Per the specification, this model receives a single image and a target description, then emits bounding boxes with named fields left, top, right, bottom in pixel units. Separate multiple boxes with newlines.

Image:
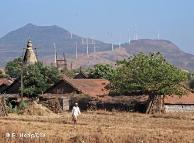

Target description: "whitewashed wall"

left=164, top=105, right=194, bottom=112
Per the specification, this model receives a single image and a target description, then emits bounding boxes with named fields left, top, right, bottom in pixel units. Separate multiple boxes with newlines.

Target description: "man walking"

left=72, top=103, right=81, bottom=125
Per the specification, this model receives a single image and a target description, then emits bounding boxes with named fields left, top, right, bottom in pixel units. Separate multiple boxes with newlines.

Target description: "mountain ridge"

left=1, top=23, right=194, bottom=71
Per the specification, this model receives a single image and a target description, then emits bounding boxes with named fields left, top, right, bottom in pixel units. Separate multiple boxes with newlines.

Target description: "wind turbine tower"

left=112, top=43, right=114, bottom=51
left=93, top=40, right=96, bottom=54
left=75, top=42, right=78, bottom=59
left=53, top=42, right=57, bottom=66
left=86, top=38, right=89, bottom=57
left=157, top=33, right=160, bottom=40
left=128, top=30, right=131, bottom=45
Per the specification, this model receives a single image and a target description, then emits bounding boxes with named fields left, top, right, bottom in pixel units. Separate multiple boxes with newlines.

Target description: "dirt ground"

left=0, top=111, right=194, bottom=143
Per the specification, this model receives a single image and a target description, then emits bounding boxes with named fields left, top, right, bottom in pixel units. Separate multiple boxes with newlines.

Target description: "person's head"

left=75, top=102, right=78, bottom=107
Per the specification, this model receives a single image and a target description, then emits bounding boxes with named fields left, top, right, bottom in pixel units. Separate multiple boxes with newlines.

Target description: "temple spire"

left=23, top=40, right=37, bottom=65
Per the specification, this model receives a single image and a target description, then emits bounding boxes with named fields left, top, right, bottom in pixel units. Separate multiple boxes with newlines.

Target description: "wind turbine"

left=93, top=40, right=96, bottom=54
left=75, top=42, right=78, bottom=59
left=128, top=30, right=131, bottom=45
left=86, top=38, right=89, bottom=57
left=112, top=43, right=114, bottom=51
left=53, top=42, right=57, bottom=66
left=157, top=33, right=160, bottom=40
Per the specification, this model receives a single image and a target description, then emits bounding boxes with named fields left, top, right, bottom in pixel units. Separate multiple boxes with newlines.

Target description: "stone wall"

left=164, top=105, right=194, bottom=112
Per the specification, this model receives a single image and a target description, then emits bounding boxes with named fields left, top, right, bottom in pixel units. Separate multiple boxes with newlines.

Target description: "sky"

left=0, top=0, right=194, bottom=54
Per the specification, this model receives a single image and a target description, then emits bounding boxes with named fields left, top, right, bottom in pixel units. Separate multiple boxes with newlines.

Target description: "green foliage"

left=111, top=53, right=187, bottom=96
left=89, top=64, right=115, bottom=80
left=7, top=100, right=28, bottom=113
left=7, top=103, right=19, bottom=113
left=5, top=57, right=23, bottom=78
left=187, top=73, right=194, bottom=90
left=0, top=70, right=7, bottom=78
left=22, top=62, right=60, bottom=97
left=18, top=100, right=28, bottom=110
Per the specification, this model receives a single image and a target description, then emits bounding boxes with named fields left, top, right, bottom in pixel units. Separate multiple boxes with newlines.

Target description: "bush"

left=7, top=100, right=28, bottom=113
left=8, top=103, right=19, bottom=113
left=18, top=100, right=28, bottom=110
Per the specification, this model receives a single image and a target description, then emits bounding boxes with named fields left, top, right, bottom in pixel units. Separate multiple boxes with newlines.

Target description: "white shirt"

left=72, top=106, right=81, bottom=117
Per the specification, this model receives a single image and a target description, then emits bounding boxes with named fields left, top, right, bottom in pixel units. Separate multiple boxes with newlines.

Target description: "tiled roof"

left=49, top=78, right=109, bottom=97
left=164, top=93, right=194, bottom=105
left=65, top=79, right=110, bottom=97
left=0, top=78, right=13, bottom=86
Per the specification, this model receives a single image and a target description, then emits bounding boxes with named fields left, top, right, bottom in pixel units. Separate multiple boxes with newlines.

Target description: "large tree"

left=5, top=58, right=60, bottom=97
left=5, top=57, right=23, bottom=78
left=89, top=64, right=115, bottom=80
left=22, top=62, right=60, bottom=97
left=111, top=53, right=187, bottom=96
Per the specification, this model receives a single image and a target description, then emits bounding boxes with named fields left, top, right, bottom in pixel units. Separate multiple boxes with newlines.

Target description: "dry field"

left=0, top=111, right=194, bottom=143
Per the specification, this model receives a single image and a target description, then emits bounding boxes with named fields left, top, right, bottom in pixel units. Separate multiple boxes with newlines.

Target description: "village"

left=0, top=40, right=194, bottom=143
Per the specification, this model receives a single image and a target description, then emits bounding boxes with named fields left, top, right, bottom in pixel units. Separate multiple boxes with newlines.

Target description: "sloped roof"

left=67, top=79, right=110, bottom=97
left=47, top=78, right=110, bottom=97
left=0, top=78, right=13, bottom=86
left=164, top=93, right=194, bottom=105
left=1, top=78, right=20, bottom=94
left=74, top=71, right=89, bottom=79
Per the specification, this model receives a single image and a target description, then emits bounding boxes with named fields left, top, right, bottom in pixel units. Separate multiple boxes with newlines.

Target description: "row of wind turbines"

left=53, top=31, right=161, bottom=61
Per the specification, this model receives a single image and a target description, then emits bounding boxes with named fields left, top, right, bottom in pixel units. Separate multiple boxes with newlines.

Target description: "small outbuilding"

left=164, top=93, right=194, bottom=112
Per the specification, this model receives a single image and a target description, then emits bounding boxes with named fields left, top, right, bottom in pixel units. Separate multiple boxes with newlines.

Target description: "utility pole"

left=20, top=63, right=24, bottom=101
left=20, top=47, right=25, bottom=101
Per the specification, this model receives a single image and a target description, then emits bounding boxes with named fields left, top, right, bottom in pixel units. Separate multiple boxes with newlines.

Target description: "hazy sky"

left=0, top=0, right=194, bottom=53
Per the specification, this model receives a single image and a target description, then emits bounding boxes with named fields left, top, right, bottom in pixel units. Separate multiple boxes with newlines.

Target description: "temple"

left=23, top=40, right=37, bottom=65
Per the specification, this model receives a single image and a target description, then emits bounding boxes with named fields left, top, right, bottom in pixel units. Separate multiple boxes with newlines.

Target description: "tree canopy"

left=5, top=57, right=23, bottom=78
left=22, top=62, right=60, bottom=97
left=111, top=53, right=187, bottom=96
left=89, top=64, right=115, bottom=80
left=5, top=58, right=60, bottom=97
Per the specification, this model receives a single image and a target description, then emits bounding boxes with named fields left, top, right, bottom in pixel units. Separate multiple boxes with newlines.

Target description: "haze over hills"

left=0, top=23, right=113, bottom=66
left=1, top=23, right=194, bottom=71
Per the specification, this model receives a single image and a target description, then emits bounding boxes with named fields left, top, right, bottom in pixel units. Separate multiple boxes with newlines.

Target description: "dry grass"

left=0, top=111, right=194, bottom=143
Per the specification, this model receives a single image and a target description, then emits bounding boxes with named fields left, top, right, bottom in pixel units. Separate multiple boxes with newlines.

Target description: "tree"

left=5, top=57, right=60, bottom=97
left=89, top=64, right=115, bottom=80
left=0, top=69, right=7, bottom=78
left=5, top=57, right=23, bottom=78
left=111, top=53, right=187, bottom=96
left=22, top=62, right=60, bottom=97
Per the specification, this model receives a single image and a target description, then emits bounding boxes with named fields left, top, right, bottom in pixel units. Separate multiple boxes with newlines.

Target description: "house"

left=45, top=77, right=110, bottom=98
left=2, top=78, right=20, bottom=94
left=164, top=93, right=194, bottom=112
left=74, top=67, right=89, bottom=79
left=74, top=70, right=89, bottom=79
left=0, top=78, right=13, bottom=93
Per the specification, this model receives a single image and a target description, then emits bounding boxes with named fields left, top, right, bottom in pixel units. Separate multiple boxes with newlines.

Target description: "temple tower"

left=23, top=40, right=37, bottom=65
